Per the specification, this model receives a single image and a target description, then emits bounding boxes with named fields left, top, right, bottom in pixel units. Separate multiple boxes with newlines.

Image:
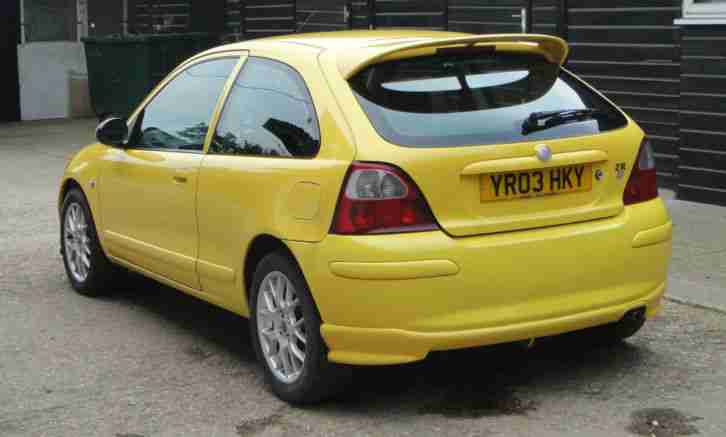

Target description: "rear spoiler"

left=338, top=34, right=569, bottom=79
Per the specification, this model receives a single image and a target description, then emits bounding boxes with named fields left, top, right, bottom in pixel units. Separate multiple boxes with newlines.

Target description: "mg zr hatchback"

left=59, top=31, right=673, bottom=404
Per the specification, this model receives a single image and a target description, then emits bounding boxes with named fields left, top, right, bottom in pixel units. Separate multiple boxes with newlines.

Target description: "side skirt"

left=108, top=255, right=247, bottom=318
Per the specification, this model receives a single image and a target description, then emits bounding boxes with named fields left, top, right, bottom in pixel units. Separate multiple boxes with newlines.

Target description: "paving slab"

left=662, top=189, right=726, bottom=313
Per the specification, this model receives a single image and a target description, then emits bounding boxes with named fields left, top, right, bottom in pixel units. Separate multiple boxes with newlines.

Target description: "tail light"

left=623, top=139, right=658, bottom=205
left=331, top=162, right=439, bottom=235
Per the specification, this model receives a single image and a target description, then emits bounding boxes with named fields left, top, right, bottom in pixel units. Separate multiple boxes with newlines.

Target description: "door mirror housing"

left=96, top=117, right=128, bottom=147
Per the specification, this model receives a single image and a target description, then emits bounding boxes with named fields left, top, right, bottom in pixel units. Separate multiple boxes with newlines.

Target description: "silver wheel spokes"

left=64, top=203, right=91, bottom=283
left=256, top=271, right=307, bottom=384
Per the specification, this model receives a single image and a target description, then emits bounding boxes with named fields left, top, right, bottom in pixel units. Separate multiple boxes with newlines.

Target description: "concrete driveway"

left=1, top=119, right=725, bottom=437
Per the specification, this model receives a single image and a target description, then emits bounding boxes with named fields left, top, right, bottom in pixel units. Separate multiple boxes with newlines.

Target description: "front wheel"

left=60, top=188, right=118, bottom=296
left=249, top=252, right=352, bottom=404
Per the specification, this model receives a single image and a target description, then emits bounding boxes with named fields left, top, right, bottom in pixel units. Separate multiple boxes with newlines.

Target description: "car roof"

left=199, top=30, right=568, bottom=80
left=208, top=29, right=472, bottom=54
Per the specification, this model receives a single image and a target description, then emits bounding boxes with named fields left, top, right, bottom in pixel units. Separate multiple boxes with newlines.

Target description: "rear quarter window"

left=349, top=52, right=628, bottom=148
left=210, top=57, right=320, bottom=158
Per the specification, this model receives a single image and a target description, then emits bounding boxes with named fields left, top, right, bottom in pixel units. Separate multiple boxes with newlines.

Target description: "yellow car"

left=59, top=30, right=672, bottom=403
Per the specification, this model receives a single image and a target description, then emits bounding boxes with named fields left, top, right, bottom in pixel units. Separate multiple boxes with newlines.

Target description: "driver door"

left=99, top=55, right=241, bottom=289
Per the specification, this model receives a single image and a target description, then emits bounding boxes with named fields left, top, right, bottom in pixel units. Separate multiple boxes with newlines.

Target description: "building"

left=1, top=0, right=724, bottom=205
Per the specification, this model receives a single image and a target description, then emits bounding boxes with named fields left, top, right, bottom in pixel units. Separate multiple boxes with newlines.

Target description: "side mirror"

left=96, top=117, right=128, bottom=147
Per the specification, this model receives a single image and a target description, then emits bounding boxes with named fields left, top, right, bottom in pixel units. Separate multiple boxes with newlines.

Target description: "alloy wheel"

left=63, top=203, right=91, bottom=283
left=256, top=271, right=307, bottom=384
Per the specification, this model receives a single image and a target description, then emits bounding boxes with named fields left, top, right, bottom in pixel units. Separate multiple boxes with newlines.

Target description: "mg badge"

left=535, top=144, right=552, bottom=162
left=595, top=169, right=605, bottom=181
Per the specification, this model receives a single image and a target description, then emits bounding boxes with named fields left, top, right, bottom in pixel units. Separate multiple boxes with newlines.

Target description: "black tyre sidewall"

left=60, top=188, right=113, bottom=296
left=249, top=252, right=350, bottom=404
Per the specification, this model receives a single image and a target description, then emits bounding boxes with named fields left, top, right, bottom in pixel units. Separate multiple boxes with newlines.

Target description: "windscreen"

left=349, top=51, right=628, bottom=147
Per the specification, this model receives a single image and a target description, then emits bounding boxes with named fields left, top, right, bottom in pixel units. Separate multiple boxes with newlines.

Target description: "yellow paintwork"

left=633, top=222, right=674, bottom=249
left=60, top=30, right=672, bottom=366
left=336, top=34, right=569, bottom=78
left=289, top=199, right=671, bottom=364
left=320, top=283, right=666, bottom=365
left=330, top=260, right=460, bottom=280
left=461, top=149, right=607, bottom=174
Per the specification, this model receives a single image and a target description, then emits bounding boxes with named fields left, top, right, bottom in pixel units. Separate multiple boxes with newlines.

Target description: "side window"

left=130, top=58, right=238, bottom=151
left=210, top=57, right=321, bottom=158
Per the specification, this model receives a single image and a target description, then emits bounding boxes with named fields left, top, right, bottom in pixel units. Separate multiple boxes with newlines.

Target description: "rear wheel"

left=60, top=188, right=119, bottom=296
left=249, top=252, right=351, bottom=404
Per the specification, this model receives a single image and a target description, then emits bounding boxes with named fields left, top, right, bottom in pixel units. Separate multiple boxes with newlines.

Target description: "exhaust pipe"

left=614, top=307, right=646, bottom=340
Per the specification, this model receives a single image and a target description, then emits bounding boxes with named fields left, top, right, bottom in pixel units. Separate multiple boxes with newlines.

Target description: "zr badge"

left=616, top=162, right=627, bottom=179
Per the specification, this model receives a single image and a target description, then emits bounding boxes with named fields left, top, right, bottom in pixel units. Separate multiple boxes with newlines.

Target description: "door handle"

left=173, top=175, right=188, bottom=184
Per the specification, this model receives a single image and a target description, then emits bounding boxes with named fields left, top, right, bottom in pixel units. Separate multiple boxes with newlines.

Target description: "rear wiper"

left=522, top=108, right=608, bottom=135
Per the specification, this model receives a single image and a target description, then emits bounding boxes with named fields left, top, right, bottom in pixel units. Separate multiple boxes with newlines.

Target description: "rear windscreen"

left=349, top=52, right=628, bottom=147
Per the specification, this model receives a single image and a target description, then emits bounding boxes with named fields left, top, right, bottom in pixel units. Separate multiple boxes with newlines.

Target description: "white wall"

left=18, top=41, right=92, bottom=121
left=18, top=0, right=93, bottom=121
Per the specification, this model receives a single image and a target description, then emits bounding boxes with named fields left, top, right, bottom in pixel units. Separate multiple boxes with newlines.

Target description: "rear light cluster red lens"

left=623, top=139, right=658, bottom=205
left=331, top=162, right=439, bottom=235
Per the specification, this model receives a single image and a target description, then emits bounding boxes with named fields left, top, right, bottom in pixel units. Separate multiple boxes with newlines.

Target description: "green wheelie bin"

left=83, top=33, right=218, bottom=119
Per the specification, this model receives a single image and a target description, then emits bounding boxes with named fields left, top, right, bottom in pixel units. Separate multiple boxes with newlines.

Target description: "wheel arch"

left=58, top=178, right=84, bottom=216
left=243, top=234, right=303, bottom=305
left=58, top=177, right=111, bottom=259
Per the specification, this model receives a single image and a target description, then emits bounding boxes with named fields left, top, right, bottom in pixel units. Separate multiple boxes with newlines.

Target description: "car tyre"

left=249, top=252, right=352, bottom=404
left=60, top=188, right=119, bottom=297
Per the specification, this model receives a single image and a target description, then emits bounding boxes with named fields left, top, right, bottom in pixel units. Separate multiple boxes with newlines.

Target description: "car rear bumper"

left=287, top=199, right=672, bottom=365
left=320, top=282, right=664, bottom=365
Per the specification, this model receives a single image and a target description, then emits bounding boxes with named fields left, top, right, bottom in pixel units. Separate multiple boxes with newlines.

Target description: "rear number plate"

left=480, top=165, right=592, bottom=202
